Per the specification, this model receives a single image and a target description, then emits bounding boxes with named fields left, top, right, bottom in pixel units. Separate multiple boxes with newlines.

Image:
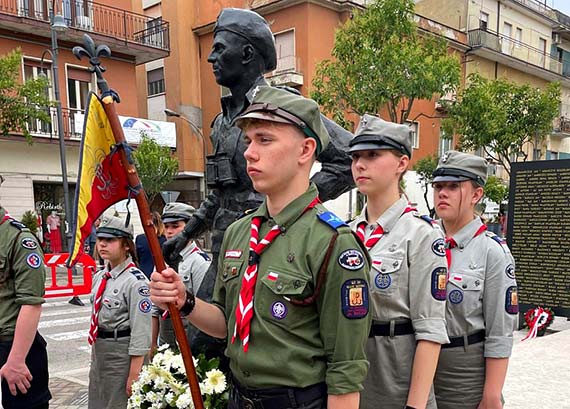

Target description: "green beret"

left=349, top=114, right=413, bottom=158
left=214, top=8, right=277, bottom=73
left=235, top=86, right=330, bottom=154
left=162, top=202, right=196, bottom=223
left=96, top=215, right=134, bottom=239
left=432, top=150, right=488, bottom=186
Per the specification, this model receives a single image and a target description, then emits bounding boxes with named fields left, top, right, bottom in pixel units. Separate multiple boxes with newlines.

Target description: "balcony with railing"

left=553, top=103, right=570, bottom=136
left=0, top=0, right=169, bottom=64
left=508, top=0, right=558, bottom=21
left=468, top=28, right=566, bottom=81
left=266, top=55, right=303, bottom=87
left=27, top=106, right=83, bottom=142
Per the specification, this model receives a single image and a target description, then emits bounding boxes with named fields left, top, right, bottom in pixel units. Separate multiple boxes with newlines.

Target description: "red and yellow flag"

left=68, top=92, right=129, bottom=266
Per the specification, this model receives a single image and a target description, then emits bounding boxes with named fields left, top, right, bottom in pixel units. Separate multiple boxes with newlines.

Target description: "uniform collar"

left=356, top=196, right=408, bottom=233
left=253, top=183, right=319, bottom=232
left=445, top=217, right=484, bottom=249
left=105, top=257, right=135, bottom=279
left=180, top=241, right=199, bottom=258
left=220, top=77, right=269, bottom=121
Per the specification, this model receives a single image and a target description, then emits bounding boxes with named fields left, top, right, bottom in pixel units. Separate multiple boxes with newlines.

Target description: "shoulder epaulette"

left=316, top=209, right=347, bottom=230
left=9, top=219, right=29, bottom=231
left=413, top=212, right=438, bottom=227
left=485, top=231, right=510, bottom=252
left=129, top=268, right=146, bottom=280
left=238, top=207, right=259, bottom=220
left=198, top=251, right=210, bottom=261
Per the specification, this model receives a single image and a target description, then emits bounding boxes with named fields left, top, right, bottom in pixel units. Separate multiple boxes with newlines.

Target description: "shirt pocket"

left=257, top=267, right=312, bottom=326
left=220, top=260, right=244, bottom=284
left=99, top=295, right=124, bottom=325
left=370, top=255, right=404, bottom=296
left=447, top=272, right=484, bottom=314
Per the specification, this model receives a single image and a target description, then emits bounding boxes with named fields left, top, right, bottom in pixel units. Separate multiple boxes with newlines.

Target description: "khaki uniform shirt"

left=350, top=197, right=449, bottom=344
left=440, top=217, right=517, bottom=358
left=90, top=257, right=151, bottom=355
left=0, top=206, right=46, bottom=336
left=179, top=242, right=211, bottom=293
left=213, top=184, right=372, bottom=394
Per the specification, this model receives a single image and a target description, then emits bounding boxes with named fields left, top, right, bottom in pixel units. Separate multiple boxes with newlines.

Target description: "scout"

left=87, top=215, right=152, bottom=409
left=151, top=87, right=371, bottom=409
left=431, top=151, right=518, bottom=409
left=349, top=115, right=449, bottom=409
left=0, top=188, right=51, bottom=409
left=151, top=202, right=210, bottom=349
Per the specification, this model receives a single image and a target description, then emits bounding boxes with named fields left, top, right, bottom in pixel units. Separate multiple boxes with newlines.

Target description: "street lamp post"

left=46, top=5, right=72, bottom=251
left=164, top=109, right=208, bottom=199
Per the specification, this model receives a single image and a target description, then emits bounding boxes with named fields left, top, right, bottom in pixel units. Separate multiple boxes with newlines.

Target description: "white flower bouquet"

left=128, top=344, right=229, bottom=409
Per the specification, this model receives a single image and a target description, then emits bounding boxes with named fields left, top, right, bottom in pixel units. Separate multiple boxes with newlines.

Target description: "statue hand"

left=162, top=217, right=204, bottom=267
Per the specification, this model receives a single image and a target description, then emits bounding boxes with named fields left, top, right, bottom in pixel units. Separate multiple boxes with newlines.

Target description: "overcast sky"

left=550, top=0, right=570, bottom=16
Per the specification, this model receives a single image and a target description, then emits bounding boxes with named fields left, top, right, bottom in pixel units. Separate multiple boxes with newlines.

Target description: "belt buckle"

left=241, top=396, right=256, bottom=409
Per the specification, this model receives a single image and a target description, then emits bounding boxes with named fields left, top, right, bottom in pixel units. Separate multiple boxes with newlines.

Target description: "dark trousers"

left=228, top=380, right=327, bottom=409
left=0, top=332, right=51, bottom=409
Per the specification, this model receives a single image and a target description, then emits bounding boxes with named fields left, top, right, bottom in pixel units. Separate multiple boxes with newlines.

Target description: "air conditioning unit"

left=553, top=33, right=561, bottom=44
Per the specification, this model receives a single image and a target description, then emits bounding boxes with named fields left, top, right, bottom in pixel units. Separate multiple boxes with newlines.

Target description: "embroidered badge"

left=21, top=237, right=38, bottom=250
left=374, top=273, right=391, bottom=290
left=341, top=279, right=369, bottom=319
left=138, top=286, right=150, bottom=297
left=449, top=289, right=463, bottom=304
left=431, top=238, right=446, bottom=257
left=271, top=301, right=288, bottom=320
left=338, top=249, right=365, bottom=270
left=441, top=152, right=449, bottom=163
left=139, top=298, right=152, bottom=313
left=225, top=250, right=242, bottom=259
left=431, top=267, right=448, bottom=300
left=26, top=253, right=42, bottom=269
left=505, top=286, right=519, bottom=315
left=267, top=272, right=279, bottom=281
left=505, top=264, right=516, bottom=280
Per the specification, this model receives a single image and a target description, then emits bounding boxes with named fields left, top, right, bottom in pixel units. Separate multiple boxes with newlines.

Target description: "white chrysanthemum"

left=193, top=356, right=199, bottom=367
left=204, top=368, right=227, bottom=394
left=176, top=391, right=195, bottom=409
left=200, top=380, right=214, bottom=395
left=165, top=391, right=176, bottom=404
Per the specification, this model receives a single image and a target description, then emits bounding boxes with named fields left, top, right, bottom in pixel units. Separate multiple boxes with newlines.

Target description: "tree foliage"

left=311, top=0, right=461, bottom=128
left=412, top=154, right=438, bottom=217
left=443, top=74, right=560, bottom=175
left=0, top=49, right=52, bottom=142
left=133, top=134, right=179, bottom=203
left=484, top=175, right=508, bottom=205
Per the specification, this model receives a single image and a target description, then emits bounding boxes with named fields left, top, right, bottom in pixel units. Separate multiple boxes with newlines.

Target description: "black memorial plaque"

left=507, top=159, right=570, bottom=317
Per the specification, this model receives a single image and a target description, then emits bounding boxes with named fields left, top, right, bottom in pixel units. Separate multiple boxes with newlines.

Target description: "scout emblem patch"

left=505, top=264, right=516, bottom=280
left=138, top=286, right=150, bottom=297
left=338, top=249, right=364, bottom=270
left=375, top=273, right=391, bottom=290
left=431, top=267, right=447, bottom=300
left=431, top=238, right=446, bottom=257
left=139, top=299, right=152, bottom=313
left=448, top=289, right=463, bottom=304
left=26, top=253, right=42, bottom=269
left=21, top=237, right=38, bottom=250
left=505, top=286, right=519, bottom=314
left=271, top=301, right=288, bottom=320
left=225, top=250, right=242, bottom=259
left=341, top=279, right=369, bottom=319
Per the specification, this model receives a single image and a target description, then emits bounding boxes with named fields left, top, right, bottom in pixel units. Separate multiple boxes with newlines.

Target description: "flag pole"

left=73, top=34, right=204, bottom=409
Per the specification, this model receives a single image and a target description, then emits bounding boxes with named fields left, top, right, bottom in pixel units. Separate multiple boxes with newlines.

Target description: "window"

left=274, top=30, right=296, bottom=73
left=147, top=68, right=165, bottom=96
left=144, top=17, right=164, bottom=47
left=24, top=59, right=51, bottom=135
left=515, top=28, right=522, bottom=46
left=550, top=151, right=559, bottom=160
left=480, top=12, right=489, bottom=31
left=539, top=37, right=547, bottom=67
left=439, top=129, right=452, bottom=156
left=67, top=66, right=93, bottom=137
left=502, top=22, right=513, bottom=55
left=405, top=121, right=419, bottom=149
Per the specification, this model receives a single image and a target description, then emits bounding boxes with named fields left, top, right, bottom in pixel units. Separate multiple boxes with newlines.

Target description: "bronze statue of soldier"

left=163, top=8, right=355, bottom=357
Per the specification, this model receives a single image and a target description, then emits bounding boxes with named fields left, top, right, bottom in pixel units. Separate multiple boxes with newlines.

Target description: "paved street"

left=40, top=295, right=570, bottom=408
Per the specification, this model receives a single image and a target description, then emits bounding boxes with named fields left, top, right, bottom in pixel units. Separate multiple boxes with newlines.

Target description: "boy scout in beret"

left=88, top=216, right=151, bottom=408
left=0, top=196, right=51, bottom=409
left=151, top=87, right=371, bottom=409
left=349, top=115, right=448, bottom=409
left=431, top=151, right=517, bottom=409
left=151, top=202, right=211, bottom=349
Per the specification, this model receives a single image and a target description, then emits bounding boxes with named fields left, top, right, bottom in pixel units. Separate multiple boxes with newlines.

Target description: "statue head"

left=208, top=8, right=277, bottom=88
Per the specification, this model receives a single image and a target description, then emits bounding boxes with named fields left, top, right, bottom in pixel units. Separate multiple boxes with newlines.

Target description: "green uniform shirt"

left=213, top=184, right=372, bottom=394
left=0, top=206, right=46, bottom=336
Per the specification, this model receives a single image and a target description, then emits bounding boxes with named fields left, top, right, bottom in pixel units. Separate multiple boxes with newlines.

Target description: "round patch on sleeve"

left=431, top=267, right=448, bottom=300
left=139, top=298, right=152, bottom=313
left=448, top=289, right=463, bottom=304
left=505, top=286, right=519, bottom=315
left=341, top=279, right=369, bottom=319
left=138, top=286, right=150, bottom=297
left=21, top=237, right=38, bottom=250
left=431, top=238, right=446, bottom=257
left=338, top=249, right=365, bottom=270
left=26, top=253, right=42, bottom=269
left=505, top=264, right=516, bottom=280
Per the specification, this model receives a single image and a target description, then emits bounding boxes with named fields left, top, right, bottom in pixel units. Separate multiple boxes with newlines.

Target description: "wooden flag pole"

left=73, top=34, right=204, bottom=409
